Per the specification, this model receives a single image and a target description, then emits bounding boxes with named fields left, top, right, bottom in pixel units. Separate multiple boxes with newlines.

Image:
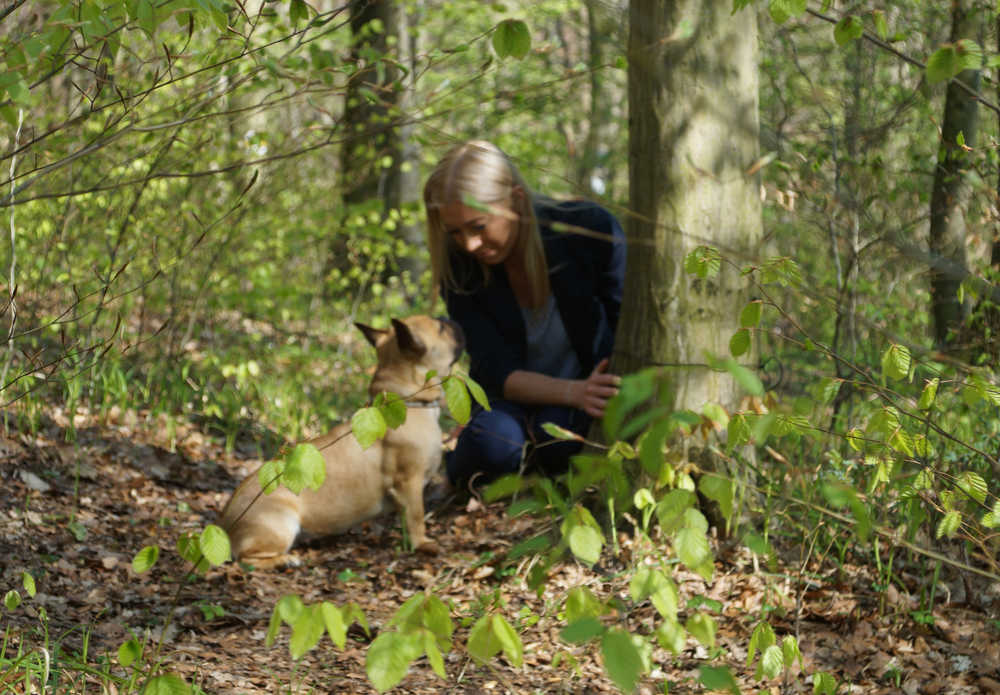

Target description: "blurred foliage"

left=0, top=0, right=628, bottom=440
left=3, top=0, right=1000, bottom=691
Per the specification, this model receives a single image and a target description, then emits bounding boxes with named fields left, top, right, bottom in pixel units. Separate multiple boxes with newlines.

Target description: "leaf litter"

left=1, top=406, right=999, bottom=694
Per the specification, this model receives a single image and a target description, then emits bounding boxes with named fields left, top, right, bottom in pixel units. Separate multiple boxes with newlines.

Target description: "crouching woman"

left=424, top=140, right=626, bottom=485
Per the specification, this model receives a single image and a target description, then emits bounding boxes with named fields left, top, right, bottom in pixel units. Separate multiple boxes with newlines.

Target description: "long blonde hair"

left=424, top=140, right=549, bottom=306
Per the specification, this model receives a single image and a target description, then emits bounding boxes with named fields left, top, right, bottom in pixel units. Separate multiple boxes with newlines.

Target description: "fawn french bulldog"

left=220, top=316, right=464, bottom=567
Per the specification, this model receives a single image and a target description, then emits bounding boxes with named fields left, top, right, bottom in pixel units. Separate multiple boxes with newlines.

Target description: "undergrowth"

left=6, top=246, right=999, bottom=694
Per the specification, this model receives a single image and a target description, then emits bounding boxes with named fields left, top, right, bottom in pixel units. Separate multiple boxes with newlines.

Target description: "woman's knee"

left=447, top=406, right=527, bottom=482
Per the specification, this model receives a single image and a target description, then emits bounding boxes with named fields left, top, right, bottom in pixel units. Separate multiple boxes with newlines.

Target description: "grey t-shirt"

left=520, top=295, right=582, bottom=380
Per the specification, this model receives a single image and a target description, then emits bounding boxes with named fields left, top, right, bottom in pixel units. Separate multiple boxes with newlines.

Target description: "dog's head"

left=355, top=316, right=466, bottom=399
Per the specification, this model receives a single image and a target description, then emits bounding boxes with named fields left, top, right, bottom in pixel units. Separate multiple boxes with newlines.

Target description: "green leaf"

left=684, top=246, right=721, bottom=278
left=442, top=376, right=471, bottom=424
left=118, top=638, right=142, bottom=667
left=320, top=602, right=347, bottom=649
left=955, top=39, right=984, bottom=71
left=275, top=594, right=305, bottom=626
left=560, top=617, right=605, bottom=644
left=601, top=629, right=646, bottom=693
left=782, top=635, right=802, bottom=667
left=603, top=367, right=657, bottom=440
left=698, top=474, right=734, bottom=523
left=491, top=615, right=523, bottom=667
left=813, top=671, right=839, bottom=695
left=676, top=527, right=711, bottom=572
left=656, top=618, right=686, bottom=654
left=983, top=500, right=1000, bottom=529
left=541, top=421, right=582, bottom=441
left=342, top=602, right=370, bottom=637
left=3, top=590, right=20, bottom=611
left=141, top=673, right=191, bottom=695
left=289, top=605, right=326, bottom=660
left=768, top=0, right=806, bottom=24
left=918, top=377, right=939, bottom=410
left=956, top=471, right=988, bottom=504
left=833, top=15, right=863, bottom=46
left=377, top=394, right=407, bottom=429
left=727, top=413, right=752, bottom=449
left=747, top=621, right=776, bottom=665
left=176, top=532, right=207, bottom=571
left=565, top=586, right=606, bottom=623
left=257, top=459, right=284, bottom=494
left=137, top=0, right=156, bottom=36
left=707, top=354, right=764, bottom=395
left=199, top=524, right=231, bottom=566
left=482, top=473, right=525, bottom=502
left=492, top=19, right=532, bottom=59
left=656, top=489, right=696, bottom=533
left=351, top=406, right=387, bottom=450
left=289, top=0, right=308, bottom=24
left=729, top=329, right=751, bottom=357
left=366, top=631, right=423, bottom=692
left=739, top=301, right=762, bottom=328
left=927, top=45, right=962, bottom=84
left=699, top=665, right=739, bottom=694
left=631, top=568, right=679, bottom=620
left=685, top=613, right=716, bottom=648
left=743, top=532, right=773, bottom=558
left=467, top=615, right=501, bottom=664
left=761, top=257, right=802, bottom=286
left=761, top=644, right=784, bottom=678
left=388, top=595, right=426, bottom=631
left=132, top=545, right=160, bottom=573
left=423, top=631, right=446, bottom=678
left=462, top=374, right=491, bottom=410
left=872, top=10, right=888, bottom=40
left=422, top=595, right=454, bottom=644
left=282, top=443, right=327, bottom=494
left=633, top=488, right=656, bottom=510
left=567, top=524, right=603, bottom=566
left=21, top=572, right=35, bottom=597
left=880, top=343, right=910, bottom=381
left=936, top=510, right=962, bottom=539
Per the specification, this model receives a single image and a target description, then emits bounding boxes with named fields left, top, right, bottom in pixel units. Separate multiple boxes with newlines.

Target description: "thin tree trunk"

left=336, top=0, right=420, bottom=282
left=929, top=0, right=980, bottom=351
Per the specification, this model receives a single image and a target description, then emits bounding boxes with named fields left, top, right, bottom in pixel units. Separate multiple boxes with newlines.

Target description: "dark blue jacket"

left=444, top=200, right=626, bottom=399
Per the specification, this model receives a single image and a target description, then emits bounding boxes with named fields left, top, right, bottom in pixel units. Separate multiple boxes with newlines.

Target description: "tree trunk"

left=620, top=1, right=761, bottom=411
left=572, top=0, right=620, bottom=198
left=929, top=0, right=980, bottom=351
left=338, top=0, right=421, bottom=277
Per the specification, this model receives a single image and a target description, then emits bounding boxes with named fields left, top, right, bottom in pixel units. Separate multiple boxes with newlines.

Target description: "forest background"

left=3, top=0, right=1000, bottom=693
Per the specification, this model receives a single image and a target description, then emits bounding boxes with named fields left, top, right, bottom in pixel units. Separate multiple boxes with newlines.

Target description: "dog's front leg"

left=385, top=449, right=438, bottom=554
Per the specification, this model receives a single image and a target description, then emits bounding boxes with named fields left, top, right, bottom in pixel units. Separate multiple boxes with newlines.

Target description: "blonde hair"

left=424, top=140, right=549, bottom=306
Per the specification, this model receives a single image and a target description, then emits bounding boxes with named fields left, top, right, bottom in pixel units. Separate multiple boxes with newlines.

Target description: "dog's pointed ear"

left=356, top=322, right=387, bottom=348
left=391, top=318, right=426, bottom=356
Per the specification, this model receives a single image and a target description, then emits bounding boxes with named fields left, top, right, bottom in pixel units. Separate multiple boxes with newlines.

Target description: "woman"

left=424, top=140, right=626, bottom=485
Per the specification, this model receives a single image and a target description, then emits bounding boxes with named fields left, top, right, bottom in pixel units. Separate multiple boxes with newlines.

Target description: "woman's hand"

left=575, top=358, right=620, bottom=418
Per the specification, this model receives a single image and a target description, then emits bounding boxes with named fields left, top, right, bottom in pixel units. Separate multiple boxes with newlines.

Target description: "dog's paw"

left=415, top=539, right=440, bottom=555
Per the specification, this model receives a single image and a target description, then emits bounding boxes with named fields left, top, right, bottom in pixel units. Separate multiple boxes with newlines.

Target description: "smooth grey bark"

left=929, top=0, right=980, bottom=350
left=619, top=1, right=762, bottom=414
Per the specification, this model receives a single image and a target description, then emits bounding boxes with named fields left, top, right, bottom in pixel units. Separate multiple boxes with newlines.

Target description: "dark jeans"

left=445, top=400, right=591, bottom=485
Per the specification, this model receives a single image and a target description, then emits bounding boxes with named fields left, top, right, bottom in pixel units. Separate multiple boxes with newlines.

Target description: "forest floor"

left=2, top=406, right=1000, bottom=695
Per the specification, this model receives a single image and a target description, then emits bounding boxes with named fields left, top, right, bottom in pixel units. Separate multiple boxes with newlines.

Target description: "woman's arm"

left=503, top=359, right=620, bottom=418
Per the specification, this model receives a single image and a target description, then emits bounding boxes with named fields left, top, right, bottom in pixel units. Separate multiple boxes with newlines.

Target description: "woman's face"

left=439, top=198, right=519, bottom=265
